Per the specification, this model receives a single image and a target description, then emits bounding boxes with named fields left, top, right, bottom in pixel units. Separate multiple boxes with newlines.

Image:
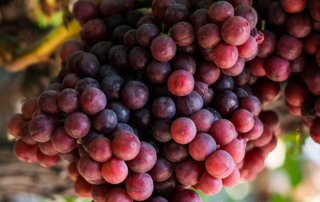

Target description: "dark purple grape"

left=149, top=157, right=173, bottom=182
left=195, top=60, right=220, bottom=85
left=96, top=65, right=119, bottom=82
left=90, top=41, right=113, bottom=64
left=80, top=19, right=107, bottom=45
left=164, top=3, right=189, bottom=25
left=171, top=54, right=196, bottom=75
left=152, top=97, right=176, bottom=119
left=122, top=80, right=149, bottom=110
left=105, top=14, right=126, bottom=30
left=123, top=29, right=137, bottom=48
left=59, top=40, right=84, bottom=62
left=110, top=25, right=131, bottom=44
left=108, top=101, right=130, bottom=123
left=214, top=90, right=239, bottom=116
left=152, top=120, right=172, bottom=143
left=101, top=74, right=125, bottom=101
left=131, top=108, right=152, bottom=128
left=151, top=35, right=177, bottom=62
left=175, top=91, right=203, bottom=116
left=136, top=23, right=160, bottom=47
left=146, top=61, right=171, bottom=84
left=61, top=73, right=81, bottom=89
left=75, top=52, right=100, bottom=77
left=58, top=88, right=80, bottom=114
left=175, top=158, right=202, bottom=186
left=214, top=74, right=235, bottom=92
left=75, top=78, right=100, bottom=93
left=73, top=0, right=98, bottom=25
left=108, top=45, right=129, bottom=70
left=129, top=46, right=151, bottom=70
left=190, top=9, right=209, bottom=31
left=93, top=109, right=117, bottom=133
left=162, top=141, right=189, bottom=163
left=38, top=90, right=60, bottom=115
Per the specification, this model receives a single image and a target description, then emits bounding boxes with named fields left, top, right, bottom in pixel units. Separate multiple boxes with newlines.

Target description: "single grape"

left=38, top=90, right=60, bottom=115
left=208, top=1, right=234, bottom=24
left=74, top=176, right=92, bottom=197
left=7, top=113, right=26, bottom=138
left=90, top=41, right=112, bottom=64
left=231, top=109, right=255, bottom=133
left=213, top=42, right=239, bottom=69
left=167, top=70, right=194, bottom=96
left=93, top=109, right=117, bottom=133
left=102, top=157, right=128, bottom=184
left=37, top=150, right=60, bottom=167
left=164, top=3, right=189, bottom=25
left=146, top=61, right=171, bottom=85
left=29, top=114, right=58, bottom=142
left=222, top=167, right=240, bottom=187
left=127, top=142, right=157, bottom=173
left=174, top=90, right=204, bottom=116
left=14, top=139, right=38, bottom=162
left=189, top=133, right=217, bottom=161
left=162, top=141, right=189, bottom=163
left=205, top=150, right=235, bottom=179
left=171, top=22, right=195, bottom=46
left=221, top=16, right=250, bottom=46
left=151, top=35, right=177, bottom=62
left=197, top=171, right=222, bottom=195
left=175, top=158, right=202, bottom=186
left=172, top=189, right=201, bottom=202
left=171, top=117, right=197, bottom=144
left=58, top=88, right=80, bottom=114
left=112, top=131, right=140, bottom=161
left=129, top=46, right=151, bottom=70
left=126, top=173, right=154, bottom=201
left=64, top=112, right=91, bottom=138
left=152, top=120, right=172, bottom=143
left=195, top=60, right=220, bottom=85
left=171, top=54, right=196, bottom=75
left=209, top=119, right=238, bottom=145
left=105, top=188, right=132, bottom=202
left=122, top=80, right=149, bottom=110
left=197, top=23, right=221, bottom=49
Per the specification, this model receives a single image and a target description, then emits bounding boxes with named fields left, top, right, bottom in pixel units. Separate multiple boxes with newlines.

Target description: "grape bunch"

left=13, top=0, right=320, bottom=201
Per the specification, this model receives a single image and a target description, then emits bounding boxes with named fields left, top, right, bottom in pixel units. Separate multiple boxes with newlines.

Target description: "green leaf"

left=281, top=132, right=304, bottom=187
left=271, top=193, right=293, bottom=202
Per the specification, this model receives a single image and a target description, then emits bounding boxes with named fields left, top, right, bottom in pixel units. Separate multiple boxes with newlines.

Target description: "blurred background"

left=1, top=0, right=320, bottom=202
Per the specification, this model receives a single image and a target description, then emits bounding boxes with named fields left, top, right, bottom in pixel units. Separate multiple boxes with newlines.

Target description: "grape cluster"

left=13, top=0, right=320, bottom=201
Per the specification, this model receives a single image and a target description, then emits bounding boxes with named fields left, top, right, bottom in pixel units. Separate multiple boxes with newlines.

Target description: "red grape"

left=171, top=117, right=197, bottom=144
left=126, top=173, right=154, bottom=201
left=213, top=42, right=239, bottom=69
left=221, top=16, right=251, bottom=46
left=208, top=1, right=234, bottom=25
left=151, top=35, right=177, bottom=62
left=127, top=142, right=157, bottom=173
left=197, top=171, right=222, bottom=195
left=205, top=150, right=235, bottom=179
left=14, top=139, right=38, bottom=162
left=112, top=131, right=140, bottom=161
left=175, top=158, right=202, bottom=186
left=102, top=157, right=128, bottom=184
left=189, top=133, right=217, bottom=161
